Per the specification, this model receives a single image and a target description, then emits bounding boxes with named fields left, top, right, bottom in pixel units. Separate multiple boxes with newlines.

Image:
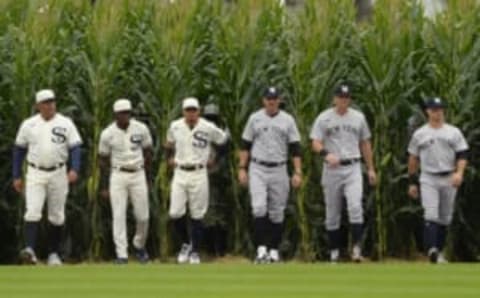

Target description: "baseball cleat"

left=254, top=246, right=270, bottom=264
left=47, top=253, right=63, bottom=266
left=20, top=247, right=38, bottom=265
left=268, top=249, right=280, bottom=263
left=134, top=247, right=149, bottom=264
left=437, top=252, right=449, bottom=264
left=352, top=245, right=363, bottom=263
left=428, top=247, right=439, bottom=264
left=177, top=243, right=192, bottom=264
left=329, top=249, right=340, bottom=264
left=114, top=258, right=128, bottom=265
left=189, top=252, right=201, bottom=265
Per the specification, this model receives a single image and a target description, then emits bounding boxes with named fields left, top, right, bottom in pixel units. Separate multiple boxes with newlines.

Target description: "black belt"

left=117, top=167, right=143, bottom=173
left=177, top=164, right=204, bottom=171
left=252, top=158, right=286, bottom=168
left=427, top=171, right=453, bottom=177
left=339, top=158, right=361, bottom=166
left=28, top=162, right=65, bottom=172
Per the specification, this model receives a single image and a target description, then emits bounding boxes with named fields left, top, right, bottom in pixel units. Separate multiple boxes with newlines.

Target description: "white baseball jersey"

left=310, top=107, right=371, bottom=160
left=98, top=119, right=153, bottom=169
left=408, top=123, right=469, bottom=173
left=15, top=113, right=82, bottom=167
left=241, top=109, right=301, bottom=162
left=167, top=118, right=227, bottom=165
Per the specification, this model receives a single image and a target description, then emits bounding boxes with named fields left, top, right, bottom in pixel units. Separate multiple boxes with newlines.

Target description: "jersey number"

left=51, top=127, right=67, bottom=144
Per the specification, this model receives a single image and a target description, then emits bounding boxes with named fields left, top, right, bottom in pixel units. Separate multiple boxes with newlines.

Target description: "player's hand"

left=451, top=172, right=464, bottom=188
left=325, top=153, right=340, bottom=168
left=367, top=169, right=377, bottom=186
left=68, top=170, right=79, bottom=184
left=13, top=179, right=23, bottom=193
left=408, top=184, right=419, bottom=199
left=238, top=168, right=248, bottom=187
left=167, top=158, right=176, bottom=168
left=100, top=188, right=110, bottom=200
left=291, top=173, right=302, bottom=189
left=207, top=159, right=215, bottom=169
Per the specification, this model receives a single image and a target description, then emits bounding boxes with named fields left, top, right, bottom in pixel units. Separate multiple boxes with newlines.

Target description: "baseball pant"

left=420, top=173, right=457, bottom=225
left=169, top=168, right=209, bottom=220
left=248, top=164, right=290, bottom=223
left=24, top=165, right=68, bottom=225
left=110, top=170, right=149, bottom=259
left=321, top=163, right=363, bottom=231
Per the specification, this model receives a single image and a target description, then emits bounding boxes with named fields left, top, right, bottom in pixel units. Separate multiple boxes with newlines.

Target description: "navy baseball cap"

left=424, top=97, right=446, bottom=109
left=263, top=87, right=280, bottom=99
left=334, top=84, right=351, bottom=98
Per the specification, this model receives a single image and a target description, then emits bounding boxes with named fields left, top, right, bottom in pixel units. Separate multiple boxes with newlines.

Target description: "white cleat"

left=330, top=249, right=340, bottom=264
left=20, top=247, right=38, bottom=265
left=437, top=252, right=449, bottom=264
left=177, top=243, right=192, bottom=264
left=269, top=249, right=280, bottom=263
left=254, top=246, right=270, bottom=264
left=352, top=245, right=363, bottom=263
left=47, top=253, right=63, bottom=266
left=189, top=252, right=201, bottom=265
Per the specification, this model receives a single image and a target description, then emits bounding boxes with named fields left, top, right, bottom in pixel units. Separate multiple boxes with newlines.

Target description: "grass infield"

left=0, top=263, right=479, bottom=298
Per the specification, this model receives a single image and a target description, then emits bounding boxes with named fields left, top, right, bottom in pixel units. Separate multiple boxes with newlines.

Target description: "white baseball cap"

left=113, top=99, right=132, bottom=112
left=182, top=97, right=200, bottom=110
left=35, top=89, right=55, bottom=103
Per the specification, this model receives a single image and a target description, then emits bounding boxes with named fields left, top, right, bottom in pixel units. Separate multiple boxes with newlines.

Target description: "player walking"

left=99, top=99, right=153, bottom=264
left=13, top=89, right=82, bottom=265
left=310, top=84, right=376, bottom=263
left=407, top=97, right=468, bottom=264
left=165, top=97, right=227, bottom=264
left=238, top=87, right=303, bottom=264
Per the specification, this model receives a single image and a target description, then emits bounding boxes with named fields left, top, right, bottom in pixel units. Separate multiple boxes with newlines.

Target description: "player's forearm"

left=12, top=145, right=27, bottom=179
left=311, top=140, right=324, bottom=154
left=455, top=159, right=467, bottom=175
left=143, top=147, right=153, bottom=178
left=292, top=157, right=302, bottom=175
left=69, top=145, right=82, bottom=173
left=360, top=140, right=375, bottom=171
left=238, top=150, right=250, bottom=168
left=407, top=155, right=419, bottom=175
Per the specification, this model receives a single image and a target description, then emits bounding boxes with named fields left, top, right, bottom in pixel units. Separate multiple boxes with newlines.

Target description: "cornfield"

left=0, top=0, right=480, bottom=264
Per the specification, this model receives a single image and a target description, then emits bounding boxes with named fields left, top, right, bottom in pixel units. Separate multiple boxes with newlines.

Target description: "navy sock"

left=437, top=224, right=447, bottom=251
left=172, top=216, right=189, bottom=245
left=424, top=221, right=439, bottom=252
left=24, top=221, right=39, bottom=249
left=327, top=229, right=341, bottom=250
left=254, top=216, right=269, bottom=247
left=351, top=223, right=363, bottom=246
left=48, top=224, right=63, bottom=254
left=269, top=221, right=283, bottom=250
left=191, top=219, right=203, bottom=253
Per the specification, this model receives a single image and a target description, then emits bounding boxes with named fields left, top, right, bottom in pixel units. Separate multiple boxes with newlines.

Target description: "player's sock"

left=24, top=221, right=39, bottom=249
left=172, top=216, right=189, bottom=245
left=254, top=216, right=269, bottom=247
left=269, top=221, right=283, bottom=250
left=437, top=224, right=447, bottom=251
left=48, top=224, right=63, bottom=254
left=327, top=229, right=341, bottom=250
left=191, top=219, right=203, bottom=253
left=351, top=223, right=363, bottom=246
left=424, top=221, right=439, bottom=252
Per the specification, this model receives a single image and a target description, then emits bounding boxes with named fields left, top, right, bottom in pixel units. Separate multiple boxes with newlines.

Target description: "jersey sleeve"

left=359, top=115, right=372, bottom=140
left=211, top=123, right=227, bottom=145
left=453, top=128, right=469, bottom=152
left=98, top=130, right=111, bottom=156
left=166, top=123, right=175, bottom=144
left=288, top=118, right=301, bottom=143
left=67, top=119, right=83, bottom=147
left=407, top=133, right=420, bottom=156
left=241, top=115, right=255, bottom=142
left=309, top=116, right=324, bottom=141
left=14, top=121, right=29, bottom=148
left=142, top=125, right=153, bottom=148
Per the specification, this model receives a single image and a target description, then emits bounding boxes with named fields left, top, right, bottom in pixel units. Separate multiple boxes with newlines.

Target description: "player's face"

left=426, top=107, right=444, bottom=122
left=263, top=96, right=280, bottom=113
left=333, top=95, right=351, bottom=110
left=183, top=108, right=200, bottom=123
left=115, top=111, right=131, bottom=127
left=37, top=99, right=56, bottom=120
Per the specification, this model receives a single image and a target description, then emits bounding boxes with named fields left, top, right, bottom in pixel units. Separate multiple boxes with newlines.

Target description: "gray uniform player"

left=238, top=87, right=303, bottom=264
left=407, top=97, right=468, bottom=264
left=310, top=84, right=376, bottom=263
left=13, top=89, right=82, bottom=266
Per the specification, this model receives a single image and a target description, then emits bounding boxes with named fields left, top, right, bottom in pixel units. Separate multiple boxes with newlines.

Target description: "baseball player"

left=238, top=87, right=303, bottom=264
left=99, top=99, right=153, bottom=264
left=310, top=84, right=376, bottom=263
left=165, top=97, right=227, bottom=264
left=12, top=89, right=82, bottom=265
left=407, top=97, right=468, bottom=264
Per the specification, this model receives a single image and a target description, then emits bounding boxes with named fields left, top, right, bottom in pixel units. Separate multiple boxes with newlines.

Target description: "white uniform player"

left=99, top=99, right=153, bottom=264
left=166, top=97, right=227, bottom=264
left=407, top=97, right=468, bottom=264
left=13, top=89, right=82, bottom=266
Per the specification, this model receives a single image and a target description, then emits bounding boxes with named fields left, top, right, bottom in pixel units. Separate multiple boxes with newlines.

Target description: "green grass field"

left=0, top=263, right=479, bottom=298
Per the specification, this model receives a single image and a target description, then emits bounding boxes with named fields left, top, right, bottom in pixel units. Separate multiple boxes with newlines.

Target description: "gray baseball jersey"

left=408, top=123, right=469, bottom=173
left=242, top=109, right=301, bottom=162
left=309, top=107, right=371, bottom=159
